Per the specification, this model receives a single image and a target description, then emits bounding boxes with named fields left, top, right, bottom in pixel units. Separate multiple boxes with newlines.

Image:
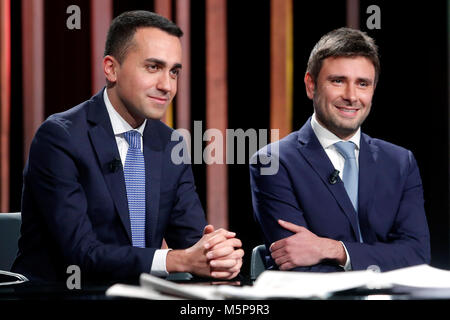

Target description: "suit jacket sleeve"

left=27, top=117, right=156, bottom=280
left=250, top=152, right=341, bottom=272
left=343, top=151, right=431, bottom=271
left=164, top=159, right=206, bottom=249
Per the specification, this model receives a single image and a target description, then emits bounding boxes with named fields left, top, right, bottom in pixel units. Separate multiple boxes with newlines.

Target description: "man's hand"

left=270, top=220, right=346, bottom=270
left=203, top=225, right=244, bottom=279
left=166, top=225, right=244, bottom=279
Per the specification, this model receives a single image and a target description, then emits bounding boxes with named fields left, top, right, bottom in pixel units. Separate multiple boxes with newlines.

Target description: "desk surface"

left=0, top=275, right=250, bottom=300
left=1, top=279, right=450, bottom=318
left=2, top=276, right=450, bottom=300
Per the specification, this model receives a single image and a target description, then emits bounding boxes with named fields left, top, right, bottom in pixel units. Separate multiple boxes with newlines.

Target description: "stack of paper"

left=105, top=264, right=450, bottom=300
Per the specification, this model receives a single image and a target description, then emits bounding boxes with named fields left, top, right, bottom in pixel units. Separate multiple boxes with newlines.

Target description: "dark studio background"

left=9, top=1, right=450, bottom=277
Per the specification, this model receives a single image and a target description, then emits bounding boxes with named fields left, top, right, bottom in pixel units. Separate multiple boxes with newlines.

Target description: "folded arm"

left=250, top=156, right=344, bottom=272
left=250, top=150, right=430, bottom=272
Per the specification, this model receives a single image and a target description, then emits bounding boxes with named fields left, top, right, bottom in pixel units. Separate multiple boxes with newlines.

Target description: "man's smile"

left=148, top=95, right=169, bottom=104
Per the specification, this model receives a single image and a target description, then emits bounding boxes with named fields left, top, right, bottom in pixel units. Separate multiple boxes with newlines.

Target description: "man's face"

left=106, top=27, right=182, bottom=124
left=305, top=56, right=376, bottom=140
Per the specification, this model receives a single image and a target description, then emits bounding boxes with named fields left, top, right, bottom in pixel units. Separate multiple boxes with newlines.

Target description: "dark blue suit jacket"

left=12, top=89, right=206, bottom=282
left=250, top=119, right=431, bottom=272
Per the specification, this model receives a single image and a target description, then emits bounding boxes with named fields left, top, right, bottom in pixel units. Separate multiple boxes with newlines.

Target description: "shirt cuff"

left=339, top=241, right=352, bottom=271
left=150, top=249, right=172, bottom=277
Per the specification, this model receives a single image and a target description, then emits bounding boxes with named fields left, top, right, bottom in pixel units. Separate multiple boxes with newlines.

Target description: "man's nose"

left=156, top=72, right=172, bottom=93
left=342, top=84, right=357, bottom=104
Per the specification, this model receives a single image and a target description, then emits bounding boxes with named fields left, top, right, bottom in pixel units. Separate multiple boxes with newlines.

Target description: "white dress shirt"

left=104, top=89, right=170, bottom=277
left=310, top=113, right=361, bottom=271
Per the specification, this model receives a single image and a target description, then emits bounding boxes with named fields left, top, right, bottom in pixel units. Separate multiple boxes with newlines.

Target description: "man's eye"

left=359, top=81, right=368, bottom=87
left=170, top=69, right=180, bottom=78
left=147, top=64, right=159, bottom=72
left=331, top=79, right=342, bottom=84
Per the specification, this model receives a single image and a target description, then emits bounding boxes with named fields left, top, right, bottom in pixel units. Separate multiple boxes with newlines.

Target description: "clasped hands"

left=167, top=225, right=244, bottom=279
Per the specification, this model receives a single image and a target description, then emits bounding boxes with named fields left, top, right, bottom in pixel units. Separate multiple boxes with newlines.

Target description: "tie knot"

left=124, top=130, right=141, bottom=149
left=334, top=141, right=356, bottom=159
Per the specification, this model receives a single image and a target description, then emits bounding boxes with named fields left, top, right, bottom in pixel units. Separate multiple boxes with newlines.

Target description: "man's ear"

left=304, top=72, right=315, bottom=100
left=104, top=55, right=118, bottom=84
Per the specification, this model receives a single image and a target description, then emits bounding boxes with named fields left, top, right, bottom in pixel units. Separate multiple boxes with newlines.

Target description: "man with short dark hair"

left=250, top=28, right=430, bottom=272
left=13, top=11, right=243, bottom=282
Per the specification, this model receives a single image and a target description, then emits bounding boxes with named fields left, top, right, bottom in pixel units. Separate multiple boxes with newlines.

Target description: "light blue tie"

left=123, top=130, right=146, bottom=248
left=334, top=141, right=363, bottom=243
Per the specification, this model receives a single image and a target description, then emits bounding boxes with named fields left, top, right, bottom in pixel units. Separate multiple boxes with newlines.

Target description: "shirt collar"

left=103, top=88, right=146, bottom=137
left=310, top=113, right=360, bottom=150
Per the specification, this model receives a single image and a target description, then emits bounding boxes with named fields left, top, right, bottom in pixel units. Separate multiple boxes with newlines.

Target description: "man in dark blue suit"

left=250, top=28, right=430, bottom=272
left=12, top=11, right=243, bottom=282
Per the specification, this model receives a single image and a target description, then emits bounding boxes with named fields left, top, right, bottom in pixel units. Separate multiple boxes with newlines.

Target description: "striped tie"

left=123, top=130, right=146, bottom=248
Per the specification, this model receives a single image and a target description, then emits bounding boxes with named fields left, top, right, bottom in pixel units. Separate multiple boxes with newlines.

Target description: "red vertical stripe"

left=90, top=0, right=113, bottom=94
left=155, top=0, right=173, bottom=127
left=22, top=0, right=44, bottom=164
left=154, top=0, right=172, bottom=19
left=270, top=0, right=293, bottom=140
left=155, top=0, right=174, bottom=248
left=0, top=0, right=10, bottom=211
left=206, top=0, right=228, bottom=229
left=346, top=0, right=360, bottom=29
left=175, top=0, right=191, bottom=133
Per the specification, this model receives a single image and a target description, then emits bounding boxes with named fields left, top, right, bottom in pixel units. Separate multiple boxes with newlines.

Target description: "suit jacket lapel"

left=143, top=119, right=164, bottom=248
left=87, top=90, right=132, bottom=244
left=296, top=119, right=362, bottom=241
left=357, top=133, right=378, bottom=243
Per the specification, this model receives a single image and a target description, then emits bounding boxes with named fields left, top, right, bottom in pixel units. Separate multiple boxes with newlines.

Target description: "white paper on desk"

left=106, top=275, right=223, bottom=300
left=106, top=264, right=450, bottom=300
left=106, top=283, right=183, bottom=300
left=239, top=269, right=378, bottom=299
left=139, top=273, right=224, bottom=300
left=375, top=264, right=450, bottom=289
left=106, top=270, right=382, bottom=300
left=241, top=264, right=450, bottom=298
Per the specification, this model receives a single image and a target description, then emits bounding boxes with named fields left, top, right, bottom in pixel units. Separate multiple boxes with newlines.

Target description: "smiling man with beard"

left=250, top=28, right=430, bottom=273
